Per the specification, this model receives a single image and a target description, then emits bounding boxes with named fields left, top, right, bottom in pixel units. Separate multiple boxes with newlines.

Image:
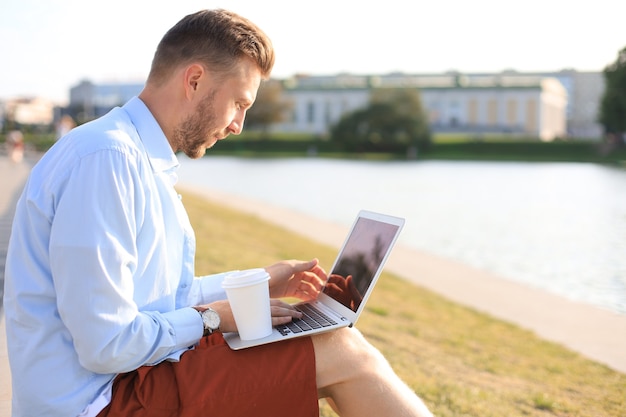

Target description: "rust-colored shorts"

left=97, top=333, right=318, bottom=417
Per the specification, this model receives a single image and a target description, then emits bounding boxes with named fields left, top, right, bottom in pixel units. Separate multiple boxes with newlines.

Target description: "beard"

left=173, top=90, right=224, bottom=159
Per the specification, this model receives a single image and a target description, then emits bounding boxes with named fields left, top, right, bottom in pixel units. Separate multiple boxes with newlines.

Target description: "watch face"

left=203, top=309, right=220, bottom=330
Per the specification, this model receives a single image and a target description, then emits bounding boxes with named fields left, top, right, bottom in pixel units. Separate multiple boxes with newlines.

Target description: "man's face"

left=174, top=59, right=262, bottom=159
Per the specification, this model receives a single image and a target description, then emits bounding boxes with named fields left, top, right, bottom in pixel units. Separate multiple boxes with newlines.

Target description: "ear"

left=183, top=63, right=205, bottom=100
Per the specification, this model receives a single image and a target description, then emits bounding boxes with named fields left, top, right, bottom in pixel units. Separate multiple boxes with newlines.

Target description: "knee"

left=335, top=327, right=383, bottom=361
left=313, top=327, right=390, bottom=384
left=340, top=327, right=390, bottom=372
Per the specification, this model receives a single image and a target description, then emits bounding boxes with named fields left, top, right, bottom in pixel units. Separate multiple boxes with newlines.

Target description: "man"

left=3, top=9, right=433, bottom=417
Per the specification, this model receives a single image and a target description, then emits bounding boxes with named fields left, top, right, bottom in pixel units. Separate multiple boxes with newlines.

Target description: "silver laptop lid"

left=316, top=210, right=405, bottom=323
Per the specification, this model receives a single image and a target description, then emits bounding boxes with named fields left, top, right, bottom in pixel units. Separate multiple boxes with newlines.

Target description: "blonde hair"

left=148, top=9, right=274, bottom=84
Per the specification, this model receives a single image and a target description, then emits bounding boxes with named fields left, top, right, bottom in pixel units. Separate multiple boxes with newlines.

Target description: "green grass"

left=181, top=190, right=626, bottom=417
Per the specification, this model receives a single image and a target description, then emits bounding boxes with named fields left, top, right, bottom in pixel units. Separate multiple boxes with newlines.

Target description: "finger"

left=292, top=258, right=319, bottom=274
left=311, top=263, right=328, bottom=281
left=300, top=269, right=326, bottom=290
left=312, top=269, right=327, bottom=288
left=299, top=279, right=321, bottom=295
left=270, top=310, right=302, bottom=327
left=269, top=298, right=296, bottom=308
left=324, top=282, right=342, bottom=293
left=272, top=315, right=298, bottom=326
left=292, top=280, right=321, bottom=301
left=269, top=299, right=303, bottom=317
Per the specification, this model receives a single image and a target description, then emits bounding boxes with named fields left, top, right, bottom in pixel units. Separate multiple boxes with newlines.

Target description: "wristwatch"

left=194, top=307, right=221, bottom=337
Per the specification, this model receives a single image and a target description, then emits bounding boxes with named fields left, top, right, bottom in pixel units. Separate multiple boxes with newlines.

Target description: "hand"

left=265, top=259, right=327, bottom=302
left=199, top=299, right=305, bottom=333
left=324, top=274, right=363, bottom=310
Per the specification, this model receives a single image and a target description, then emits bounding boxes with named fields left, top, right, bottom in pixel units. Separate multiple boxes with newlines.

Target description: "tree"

left=330, top=87, right=431, bottom=155
left=599, top=46, right=626, bottom=140
left=245, top=79, right=292, bottom=136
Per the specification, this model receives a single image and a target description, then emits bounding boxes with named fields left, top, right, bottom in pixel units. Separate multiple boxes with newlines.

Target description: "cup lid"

left=221, top=268, right=270, bottom=289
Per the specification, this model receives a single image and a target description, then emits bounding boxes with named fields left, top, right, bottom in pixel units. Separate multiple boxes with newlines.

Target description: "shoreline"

left=179, top=183, right=626, bottom=375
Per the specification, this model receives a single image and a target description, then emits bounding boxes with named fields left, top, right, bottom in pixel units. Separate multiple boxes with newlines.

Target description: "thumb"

left=294, top=258, right=319, bottom=272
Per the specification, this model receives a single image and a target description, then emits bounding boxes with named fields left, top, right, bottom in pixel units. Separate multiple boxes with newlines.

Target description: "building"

left=507, top=69, right=604, bottom=139
left=3, top=97, right=55, bottom=126
left=275, top=74, right=371, bottom=136
left=561, top=71, right=604, bottom=138
left=66, top=69, right=604, bottom=140
left=276, top=72, right=568, bottom=141
left=69, top=80, right=144, bottom=120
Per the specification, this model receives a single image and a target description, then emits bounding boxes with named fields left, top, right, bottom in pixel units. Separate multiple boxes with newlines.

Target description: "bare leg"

left=313, top=328, right=434, bottom=417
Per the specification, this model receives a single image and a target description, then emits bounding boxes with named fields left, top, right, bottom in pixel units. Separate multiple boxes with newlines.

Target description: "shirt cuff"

left=162, top=306, right=204, bottom=348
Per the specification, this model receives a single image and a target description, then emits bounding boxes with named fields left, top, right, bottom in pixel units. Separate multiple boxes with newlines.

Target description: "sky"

left=1, top=0, right=624, bottom=104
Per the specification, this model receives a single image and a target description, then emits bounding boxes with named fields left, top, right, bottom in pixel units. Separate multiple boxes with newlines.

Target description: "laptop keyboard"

left=275, top=303, right=338, bottom=336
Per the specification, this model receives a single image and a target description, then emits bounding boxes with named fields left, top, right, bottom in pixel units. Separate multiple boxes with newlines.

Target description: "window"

left=506, top=99, right=517, bottom=125
left=468, top=99, right=478, bottom=125
left=526, top=99, right=537, bottom=133
left=307, top=101, right=315, bottom=124
left=487, top=99, right=498, bottom=126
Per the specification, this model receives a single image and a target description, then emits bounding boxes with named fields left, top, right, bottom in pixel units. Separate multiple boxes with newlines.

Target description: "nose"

left=227, top=111, right=245, bottom=135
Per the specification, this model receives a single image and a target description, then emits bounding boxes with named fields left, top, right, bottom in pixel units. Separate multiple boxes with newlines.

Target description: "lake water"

left=177, top=156, right=626, bottom=316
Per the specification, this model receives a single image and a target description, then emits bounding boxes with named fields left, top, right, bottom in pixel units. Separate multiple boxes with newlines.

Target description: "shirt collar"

left=122, top=96, right=179, bottom=174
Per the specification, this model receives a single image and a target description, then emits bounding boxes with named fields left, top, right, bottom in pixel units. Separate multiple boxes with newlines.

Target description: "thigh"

left=99, top=334, right=318, bottom=417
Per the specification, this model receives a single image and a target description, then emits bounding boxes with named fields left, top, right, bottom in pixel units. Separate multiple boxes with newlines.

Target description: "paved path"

left=0, top=154, right=36, bottom=417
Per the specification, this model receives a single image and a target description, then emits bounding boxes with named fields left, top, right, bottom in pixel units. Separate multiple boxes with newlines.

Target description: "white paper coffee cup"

left=222, top=268, right=272, bottom=340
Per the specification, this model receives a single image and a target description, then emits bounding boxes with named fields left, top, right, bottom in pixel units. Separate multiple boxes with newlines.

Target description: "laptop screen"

left=322, top=217, right=401, bottom=312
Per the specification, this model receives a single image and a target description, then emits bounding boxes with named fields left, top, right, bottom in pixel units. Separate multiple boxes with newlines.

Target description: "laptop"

left=223, top=209, right=405, bottom=350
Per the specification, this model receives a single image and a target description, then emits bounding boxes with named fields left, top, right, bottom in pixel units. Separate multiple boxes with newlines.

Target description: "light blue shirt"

left=3, top=97, right=230, bottom=417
